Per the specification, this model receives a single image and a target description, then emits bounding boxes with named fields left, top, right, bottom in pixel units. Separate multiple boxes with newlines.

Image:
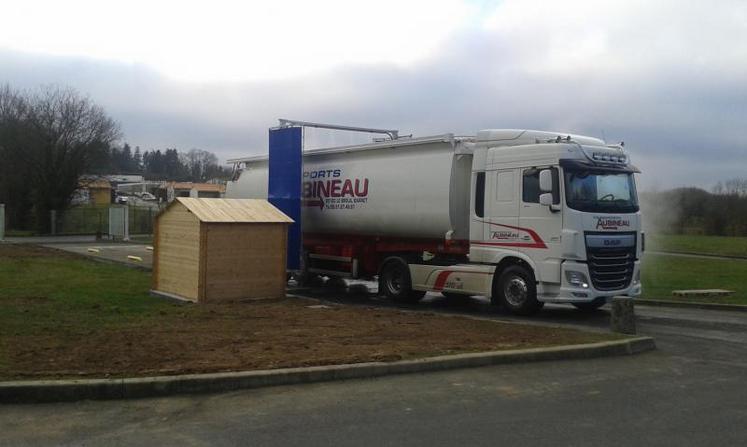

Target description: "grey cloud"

left=1, top=18, right=745, bottom=191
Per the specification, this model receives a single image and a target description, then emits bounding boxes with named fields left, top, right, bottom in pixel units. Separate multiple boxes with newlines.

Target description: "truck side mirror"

left=539, top=192, right=560, bottom=212
left=539, top=169, right=553, bottom=192
left=539, top=193, right=553, bottom=206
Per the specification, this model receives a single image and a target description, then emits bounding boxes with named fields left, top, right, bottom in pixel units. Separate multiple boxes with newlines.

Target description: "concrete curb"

left=637, top=299, right=747, bottom=312
left=0, top=337, right=655, bottom=404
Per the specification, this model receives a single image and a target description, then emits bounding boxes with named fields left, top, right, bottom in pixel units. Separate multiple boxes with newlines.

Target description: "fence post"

left=123, top=206, right=130, bottom=241
left=96, top=210, right=102, bottom=240
left=50, top=210, right=56, bottom=235
left=0, top=204, right=5, bottom=240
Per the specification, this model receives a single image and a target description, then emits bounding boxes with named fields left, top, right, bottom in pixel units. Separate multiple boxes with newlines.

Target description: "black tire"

left=379, top=258, right=426, bottom=303
left=494, top=265, right=543, bottom=315
left=572, top=298, right=607, bottom=311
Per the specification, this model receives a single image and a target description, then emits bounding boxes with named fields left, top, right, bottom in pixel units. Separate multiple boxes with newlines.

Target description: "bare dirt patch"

left=2, top=298, right=616, bottom=380
left=0, top=244, right=620, bottom=380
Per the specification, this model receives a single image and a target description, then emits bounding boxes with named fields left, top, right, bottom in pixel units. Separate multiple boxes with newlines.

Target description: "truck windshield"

left=564, top=170, right=639, bottom=213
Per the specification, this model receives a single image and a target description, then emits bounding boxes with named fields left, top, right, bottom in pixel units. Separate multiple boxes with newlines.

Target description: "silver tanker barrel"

left=226, top=135, right=472, bottom=240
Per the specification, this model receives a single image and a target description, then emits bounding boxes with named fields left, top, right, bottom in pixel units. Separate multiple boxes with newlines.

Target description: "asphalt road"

left=2, top=288, right=747, bottom=447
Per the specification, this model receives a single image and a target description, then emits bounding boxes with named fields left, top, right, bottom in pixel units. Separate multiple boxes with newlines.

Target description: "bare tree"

left=0, top=84, right=121, bottom=232
left=723, top=178, right=747, bottom=196
left=0, top=85, right=35, bottom=229
left=181, top=148, right=225, bottom=182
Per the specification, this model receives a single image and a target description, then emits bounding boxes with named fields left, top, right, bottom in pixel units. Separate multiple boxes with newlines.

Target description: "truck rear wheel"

left=379, top=258, right=426, bottom=303
left=494, top=265, right=543, bottom=315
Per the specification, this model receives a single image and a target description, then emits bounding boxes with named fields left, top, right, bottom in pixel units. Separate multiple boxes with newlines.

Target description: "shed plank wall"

left=155, top=203, right=201, bottom=300
left=204, top=223, right=287, bottom=300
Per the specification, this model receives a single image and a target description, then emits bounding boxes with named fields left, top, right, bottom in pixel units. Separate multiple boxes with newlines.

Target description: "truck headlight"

left=565, top=271, right=589, bottom=288
left=634, top=270, right=641, bottom=284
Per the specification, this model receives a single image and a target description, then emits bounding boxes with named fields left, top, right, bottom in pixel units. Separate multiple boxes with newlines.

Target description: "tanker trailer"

left=227, top=129, right=643, bottom=315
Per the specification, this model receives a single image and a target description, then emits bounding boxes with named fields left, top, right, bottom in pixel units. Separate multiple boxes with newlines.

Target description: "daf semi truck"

left=227, top=128, right=643, bottom=315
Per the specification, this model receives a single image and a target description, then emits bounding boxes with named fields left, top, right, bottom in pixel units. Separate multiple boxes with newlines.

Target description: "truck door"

left=519, top=167, right=562, bottom=283
left=484, top=169, right=520, bottom=244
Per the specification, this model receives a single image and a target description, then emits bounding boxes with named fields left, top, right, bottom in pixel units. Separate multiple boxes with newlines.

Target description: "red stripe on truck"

left=471, top=241, right=547, bottom=249
left=474, top=220, right=548, bottom=249
left=433, top=271, right=452, bottom=290
left=432, top=270, right=493, bottom=291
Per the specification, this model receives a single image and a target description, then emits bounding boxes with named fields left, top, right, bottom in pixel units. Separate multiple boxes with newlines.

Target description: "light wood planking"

left=152, top=198, right=290, bottom=303
left=198, top=222, right=208, bottom=301
left=204, top=223, right=287, bottom=301
left=176, top=198, right=294, bottom=223
left=154, top=202, right=201, bottom=301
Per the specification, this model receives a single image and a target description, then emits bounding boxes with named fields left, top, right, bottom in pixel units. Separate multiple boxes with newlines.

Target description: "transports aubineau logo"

left=595, top=216, right=630, bottom=230
left=302, top=168, right=369, bottom=210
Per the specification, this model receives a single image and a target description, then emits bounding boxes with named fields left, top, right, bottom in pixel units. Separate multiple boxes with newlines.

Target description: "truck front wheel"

left=379, top=258, right=426, bottom=303
left=494, top=265, right=544, bottom=315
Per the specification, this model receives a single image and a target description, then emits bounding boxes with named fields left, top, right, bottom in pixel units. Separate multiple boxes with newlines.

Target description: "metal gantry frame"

left=277, top=118, right=399, bottom=140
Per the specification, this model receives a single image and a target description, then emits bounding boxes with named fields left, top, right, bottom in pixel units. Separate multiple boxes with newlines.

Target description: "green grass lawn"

left=641, top=253, right=747, bottom=304
left=0, top=248, right=176, bottom=337
left=0, top=246, right=181, bottom=376
left=649, top=234, right=747, bottom=257
left=4, top=230, right=36, bottom=237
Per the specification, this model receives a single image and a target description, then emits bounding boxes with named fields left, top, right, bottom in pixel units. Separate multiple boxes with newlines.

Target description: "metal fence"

left=129, top=205, right=158, bottom=235
left=51, top=207, right=109, bottom=236
left=6, top=204, right=161, bottom=236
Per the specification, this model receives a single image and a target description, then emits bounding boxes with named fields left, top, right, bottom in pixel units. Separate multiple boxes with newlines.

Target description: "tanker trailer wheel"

left=494, top=265, right=543, bottom=315
left=379, top=258, right=426, bottom=303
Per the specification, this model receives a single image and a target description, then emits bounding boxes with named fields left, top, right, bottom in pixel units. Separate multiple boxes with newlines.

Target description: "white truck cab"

left=442, top=129, right=642, bottom=313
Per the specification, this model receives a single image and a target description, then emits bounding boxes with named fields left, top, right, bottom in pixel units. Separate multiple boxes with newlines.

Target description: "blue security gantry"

left=268, top=125, right=303, bottom=271
left=267, top=119, right=399, bottom=272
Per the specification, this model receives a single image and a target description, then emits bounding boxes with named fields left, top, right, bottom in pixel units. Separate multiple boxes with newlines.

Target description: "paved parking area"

left=3, top=235, right=154, bottom=269
left=43, top=242, right=153, bottom=269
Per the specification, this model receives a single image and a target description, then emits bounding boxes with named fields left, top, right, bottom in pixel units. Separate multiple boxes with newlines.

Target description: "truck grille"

left=586, top=246, right=636, bottom=291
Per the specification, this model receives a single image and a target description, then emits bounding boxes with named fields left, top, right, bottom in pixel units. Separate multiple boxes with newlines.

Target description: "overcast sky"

left=2, top=0, right=746, bottom=190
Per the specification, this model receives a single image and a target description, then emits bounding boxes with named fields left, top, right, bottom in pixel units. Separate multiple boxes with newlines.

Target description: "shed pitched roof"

left=174, top=198, right=294, bottom=223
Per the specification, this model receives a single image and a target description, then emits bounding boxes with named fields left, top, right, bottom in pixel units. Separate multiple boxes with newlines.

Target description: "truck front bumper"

left=539, top=260, right=642, bottom=304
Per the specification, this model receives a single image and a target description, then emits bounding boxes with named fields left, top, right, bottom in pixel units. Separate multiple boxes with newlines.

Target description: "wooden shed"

left=151, top=198, right=293, bottom=302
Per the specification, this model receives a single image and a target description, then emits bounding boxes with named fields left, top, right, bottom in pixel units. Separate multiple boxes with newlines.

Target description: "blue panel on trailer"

left=268, top=126, right=303, bottom=270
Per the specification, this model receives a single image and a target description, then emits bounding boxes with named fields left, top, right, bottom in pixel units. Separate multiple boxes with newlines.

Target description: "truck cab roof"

left=475, top=129, right=605, bottom=147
